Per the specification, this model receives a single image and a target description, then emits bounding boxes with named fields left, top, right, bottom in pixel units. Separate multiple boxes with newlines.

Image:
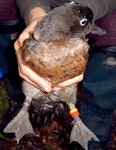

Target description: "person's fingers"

left=33, top=32, right=40, bottom=41
left=16, top=51, right=53, bottom=93
left=14, top=32, right=52, bottom=92
left=18, top=64, right=52, bottom=93
left=13, top=18, right=53, bottom=93
left=53, top=73, right=84, bottom=91
left=59, top=73, right=84, bottom=86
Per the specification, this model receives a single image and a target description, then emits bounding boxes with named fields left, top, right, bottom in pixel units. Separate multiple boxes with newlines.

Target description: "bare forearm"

left=27, top=7, right=47, bottom=24
left=15, top=0, right=50, bottom=24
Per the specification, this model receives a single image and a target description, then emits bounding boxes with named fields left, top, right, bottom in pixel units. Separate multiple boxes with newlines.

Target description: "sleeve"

left=15, top=0, right=50, bottom=23
left=72, top=0, right=116, bottom=21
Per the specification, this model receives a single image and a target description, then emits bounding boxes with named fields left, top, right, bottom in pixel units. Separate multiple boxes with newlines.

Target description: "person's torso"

left=90, top=9, right=116, bottom=46
left=0, top=0, right=20, bottom=22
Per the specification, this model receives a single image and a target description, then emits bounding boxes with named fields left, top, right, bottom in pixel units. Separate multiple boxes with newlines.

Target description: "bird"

left=4, top=2, right=99, bottom=149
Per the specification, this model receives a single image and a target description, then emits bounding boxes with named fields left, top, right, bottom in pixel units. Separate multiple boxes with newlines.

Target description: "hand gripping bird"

left=4, top=2, right=99, bottom=149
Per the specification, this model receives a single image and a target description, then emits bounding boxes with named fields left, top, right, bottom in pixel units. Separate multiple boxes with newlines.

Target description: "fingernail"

left=53, top=87, right=61, bottom=91
left=40, top=88, right=45, bottom=92
left=43, top=86, right=50, bottom=92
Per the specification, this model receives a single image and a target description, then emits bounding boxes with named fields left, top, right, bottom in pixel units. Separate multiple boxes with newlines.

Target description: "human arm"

left=15, top=0, right=50, bottom=24
left=15, top=0, right=84, bottom=92
left=15, top=1, right=54, bottom=92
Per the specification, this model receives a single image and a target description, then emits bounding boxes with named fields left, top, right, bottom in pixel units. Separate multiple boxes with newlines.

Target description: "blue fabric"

left=0, top=67, right=4, bottom=78
left=0, top=21, right=25, bottom=103
left=82, top=48, right=116, bottom=110
left=76, top=47, right=116, bottom=149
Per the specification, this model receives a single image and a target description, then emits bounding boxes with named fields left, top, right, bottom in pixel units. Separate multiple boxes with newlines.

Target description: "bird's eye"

left=80, top=19, right=88, bottom=26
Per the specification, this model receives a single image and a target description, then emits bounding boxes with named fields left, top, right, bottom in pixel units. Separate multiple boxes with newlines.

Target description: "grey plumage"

left=34, top=3, right=93, bottom=41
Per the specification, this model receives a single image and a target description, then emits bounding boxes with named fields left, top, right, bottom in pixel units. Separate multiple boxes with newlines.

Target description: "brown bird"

left=4, top=2, right=99, bottom=149
left=21, top=2, right=93, bottom=85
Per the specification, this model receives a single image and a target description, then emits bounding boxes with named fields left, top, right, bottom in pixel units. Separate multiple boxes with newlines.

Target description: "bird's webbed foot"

left=4, top=103, right=34, bottom=144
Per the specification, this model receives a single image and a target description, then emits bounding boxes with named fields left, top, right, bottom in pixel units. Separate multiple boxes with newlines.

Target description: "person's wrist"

left=27, top=7, right=47, bottom=24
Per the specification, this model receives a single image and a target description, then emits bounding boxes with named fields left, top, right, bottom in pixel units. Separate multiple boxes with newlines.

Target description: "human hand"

left=53, top=74, right=84, bottom=91
left=14, top=19, right=53, bottom=93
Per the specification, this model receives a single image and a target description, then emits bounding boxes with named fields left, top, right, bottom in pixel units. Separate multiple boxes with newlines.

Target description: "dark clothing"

left=79, top=8, right=116, bottom=149
left=0, top=19, right=25, bottom=106
left=16, top=0, right=116, bottom=24
left=82, top=46, right=116, bottom=110
left=0, top=0, right=19, bottom=21
left=90, top=9, right=116, bottom=46
left=0, top=11, right=25, bottom=139
left=0, top=0, right=25, bottom=108
left=77, top=45, right=116, bottom=149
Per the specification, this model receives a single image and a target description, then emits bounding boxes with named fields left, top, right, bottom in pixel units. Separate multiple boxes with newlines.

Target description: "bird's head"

left=33, top=2, right=93, bottom=41
left=67, top=2, right=93, bottom=38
